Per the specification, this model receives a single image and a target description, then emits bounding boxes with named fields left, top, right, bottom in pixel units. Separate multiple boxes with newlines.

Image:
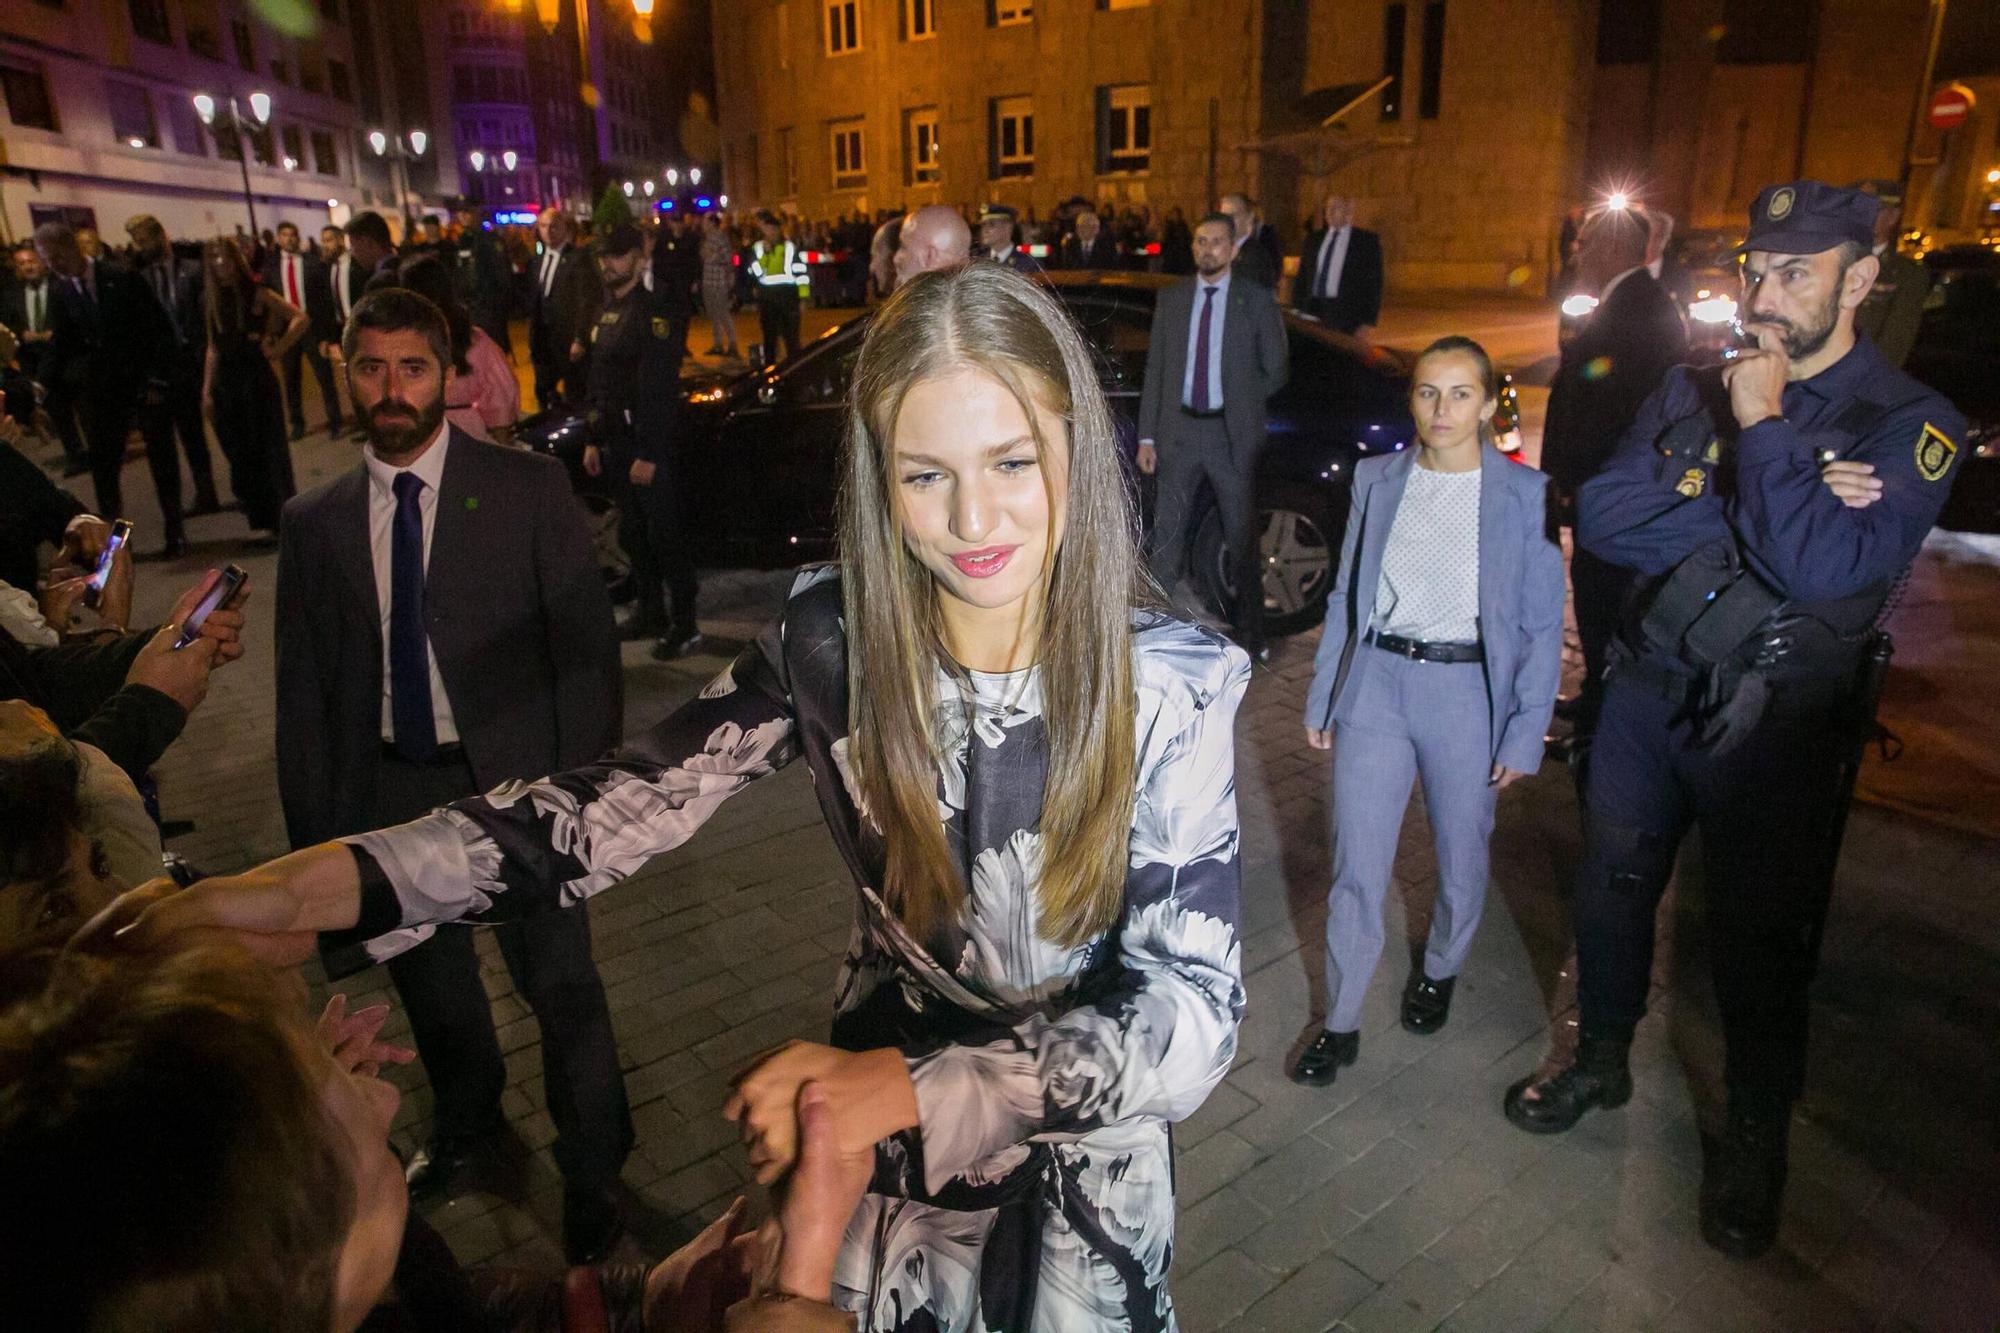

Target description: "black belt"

left=1179, top=405, right=1225, bottom=419
left=1367, top=631, right=1483, bottom=663
left=381, top=740, right=468, bottom=767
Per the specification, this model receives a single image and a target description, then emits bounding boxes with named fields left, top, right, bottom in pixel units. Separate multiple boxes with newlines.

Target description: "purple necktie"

left=390, top=471, right=437, bottom=761
left=1192, top=285, right=1217, bottom=412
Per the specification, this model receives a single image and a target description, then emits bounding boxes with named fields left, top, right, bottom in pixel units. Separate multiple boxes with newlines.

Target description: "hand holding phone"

left=174, top=564, right=249, bottom=650
left=82, top=519, right=133, bottom=610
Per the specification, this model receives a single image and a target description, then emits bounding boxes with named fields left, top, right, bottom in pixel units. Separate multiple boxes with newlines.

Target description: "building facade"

left=0, top=0, right=459, bottom=246
left=712, top=0, right=1995, bottom=295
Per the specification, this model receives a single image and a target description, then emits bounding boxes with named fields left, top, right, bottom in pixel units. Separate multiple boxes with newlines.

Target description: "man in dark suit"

left=125, top=216, right=221, bottom=525
left=647, top=212, right=701, bottom=362
left=344, top=211, right=402, bottom=296
left=263, top=221, right=343, bottom=441
left=3, top=242, right=87, bottom=474
left=1294, top=194, right=1385, bottom=339
left=530, top=207, right=601, bottom=410
left=1219, top=192, right=1281, bottom=289
left=451, top=204, right=514, bottom=352
left=1137, top=212, right=1290, bottom=658
left=35, top=221, right=177, bottom=549
left=1540, top=206, right=1688, bottom=740
left=1059, top=209, right=1121, bottom=271
left=275, top=288, right=633, bottom=1263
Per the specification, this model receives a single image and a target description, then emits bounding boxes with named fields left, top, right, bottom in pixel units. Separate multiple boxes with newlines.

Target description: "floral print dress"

left=330, top=567, right=1251, bottom=1332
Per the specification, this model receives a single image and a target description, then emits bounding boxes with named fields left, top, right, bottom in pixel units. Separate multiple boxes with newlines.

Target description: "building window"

left=106, top=81, right=159, bottom=148
left=127, top=0, right=172, bottom=44
left=1418, top=1, right=1444, bottom=119
left=281, top=123, right=304, bottom=168
left=905, top=0, right=936, bottom=39
left=830, top=120, right=865, bottom=189
left=1716, top=0, right=1813, bottom=63
left=1380, top=3, right=1406, bottom=121
left=232, top=20, right=255, bottom=72
left=312, top=128, right=338, bottom=174
left=779, top=125, right=799, bottom=195
left=168, top=96, right=206, bottom=154
left=0, top=63, right=58, bottom=131
left=990, top=0, right=1033, bottom=24
left=989, top=95, right=1033, bottom=178
left=825, top=0, right=861, bottom=55
left=299, top=56, right=324, bottom=94
left=1096, top=84, right=1150, bottom=174
left=250, top=120, right=276, bottom=165
left=328, top=59, right=351, bottom=100
left=905, top=106, right=940, bottom=184
left=186, top=21, right=221, bottom=59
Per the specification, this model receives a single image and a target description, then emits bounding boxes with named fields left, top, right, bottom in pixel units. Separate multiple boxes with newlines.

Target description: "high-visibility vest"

left=751, top=239, right=809, bottom=292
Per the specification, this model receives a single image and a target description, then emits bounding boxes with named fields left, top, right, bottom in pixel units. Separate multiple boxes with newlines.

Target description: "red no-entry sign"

left=1928, top=83, right=1975, bottom=132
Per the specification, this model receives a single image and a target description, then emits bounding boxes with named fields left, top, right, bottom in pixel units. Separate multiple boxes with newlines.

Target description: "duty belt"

left=1367, top=630, right=1484, bottom=664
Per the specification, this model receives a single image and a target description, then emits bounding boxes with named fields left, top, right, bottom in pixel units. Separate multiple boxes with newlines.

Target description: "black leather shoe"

left=1700, top=1101, right=1790, bottom=1259
left=1289, top=1028, right=1359, bottom=1087
left=404, top=1130, right=499, bottom=1201
left=1503, top=1035, right=1632, bottom=1134
left=1400, top=974, right=1455, bottom=1035
left=563, top=1182, right=626, bottom=1264
left=651, top=626, right=706, bottom=661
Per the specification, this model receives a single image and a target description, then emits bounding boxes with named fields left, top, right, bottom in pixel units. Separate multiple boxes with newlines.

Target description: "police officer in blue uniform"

left=976, top=204, right=1045, bottom=275
left=1501, top=181, right=1965, bottom=1258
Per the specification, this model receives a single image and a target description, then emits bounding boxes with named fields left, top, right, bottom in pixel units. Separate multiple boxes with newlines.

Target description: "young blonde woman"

left=1292, top=336, right=1565, bottom=1086
left=143, top=262, right=1250, bottom=1331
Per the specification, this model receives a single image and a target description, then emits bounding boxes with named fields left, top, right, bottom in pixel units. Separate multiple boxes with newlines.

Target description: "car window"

left=1062, top=296, right=1152, bottom=388
left=1920, top=269, right=2000, bottom=354
left=779, top=324, right=865, bottom=406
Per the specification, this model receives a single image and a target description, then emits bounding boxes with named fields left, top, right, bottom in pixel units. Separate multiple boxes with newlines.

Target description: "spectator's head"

left=0, top=936, right=404, bottom=1333
left=894, top=205, right=972, bottom=288
left=0, top=704, right=120, bottom=949
left=1574, top=205, right=1649, bottom=291
left=390, top=253, right=473, bottom=375
left=1218, top=193, right=1256, bottom=242
left=1075, top=210, right=1101, bottom=245
left=320, top=223, right=347, bottom=260
left=200, top=237, right=259, bottom=335
left=124, top=213, right=173, bottom=263
left=75, top=227, right=103, bottom=260
left=869, top=216, right=901, bottom=295
left=1410, top=335, right=1499, bottom=453
left=31, top=222, right=85, bottom=279
left=595, top=222, right=646, bottom=292
left=277, top=221, right=303, bottom=254
left=1320, top=194, right=1355, bottom=230
left=757, top=209, right=783, bottom=242
left=977, top=204, right=1018, bottom=256
left=342, top=288, right=453, bottom=460
left=1852, top=180, right=1903, bottom=248
left=838, top=260, right=1145, bottom=947
left=538, top=206, right=574, bottom=250
left=1193, top=212, right=1235, bottom=278
left=344, top=211, right=394, bottom=271
left=12, top=242, right=45, bottom=283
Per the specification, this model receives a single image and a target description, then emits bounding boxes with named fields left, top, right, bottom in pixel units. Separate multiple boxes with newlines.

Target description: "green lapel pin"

left=464, top=496, right=479, bottom=510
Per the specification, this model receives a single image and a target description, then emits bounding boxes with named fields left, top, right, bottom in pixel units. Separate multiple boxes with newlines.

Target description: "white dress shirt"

left=332, top=253, right=354, bottom=322
left=1181, top=269, right=1231, bottom=410
left=363, top=424, right=460, bottom=744
left=540, top=245, right=565, bottom=297
left=1316, top=224, right=1351, bottom=299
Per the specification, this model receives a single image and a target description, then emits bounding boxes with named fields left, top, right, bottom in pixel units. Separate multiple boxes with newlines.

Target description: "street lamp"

left=689, top=167, right=701, bottom=186
left=369, top=127, right=430, bottom=233
left=622, top=179, right=635, bottom=196
left=192, top=90, right=275, bottom=234
left=643, top=179, right=655, bottom=196
left=665, top=167, right=679, bottom=188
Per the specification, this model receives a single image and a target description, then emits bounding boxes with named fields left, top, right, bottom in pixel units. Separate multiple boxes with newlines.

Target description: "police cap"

left=979, top=204, right=1018, bottom=225
left=598, top=222, right=645, bottom=257
left=1737, top=180, right=1877, bottom=256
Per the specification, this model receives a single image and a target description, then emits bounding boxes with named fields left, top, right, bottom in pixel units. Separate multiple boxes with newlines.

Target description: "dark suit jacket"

left=135, top=254, right=209, bottom=363
left=47, top=258, right=174, bottom=396
left=263, top=249, right=333, bottom=345
left=1230, top=225, right=1281, bottom=289
left=274, top=428, right=622, bottom=850
left=531, top=246, right=603, bottom=356
left=0, top=278, right=57, bottom=380
left=324, top=253, right=372, bottom=342
left=1059, top=234, right=1121, bottom=270
left=1293, top=225, right=1384, bottom=333
left=1541, top=269, right=1687, bottom=503
left=1138, top=275, right=1290, bottom=464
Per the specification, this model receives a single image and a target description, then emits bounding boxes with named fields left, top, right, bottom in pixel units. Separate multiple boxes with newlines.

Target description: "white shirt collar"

left=363, top=420, right=452, bottom=499
left=1197, top=267, right=1232, bottom=297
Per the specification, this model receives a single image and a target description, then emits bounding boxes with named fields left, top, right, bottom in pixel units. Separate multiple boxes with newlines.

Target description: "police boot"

left=1502, top=1033, right=1632, bottom=1134
left=1700, top=1099, right=1790, bottom=1259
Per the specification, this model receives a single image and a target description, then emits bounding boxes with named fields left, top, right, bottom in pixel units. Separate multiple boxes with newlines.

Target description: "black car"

left=1908, top=247, right=2000, bottom=533
left=523, top=273, right=1421, bottom=636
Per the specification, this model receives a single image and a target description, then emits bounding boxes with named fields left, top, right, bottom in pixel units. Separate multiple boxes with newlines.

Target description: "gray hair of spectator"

left=30, top=221, right=75, bottom=251
left=340, top=287, right=453, bottom=374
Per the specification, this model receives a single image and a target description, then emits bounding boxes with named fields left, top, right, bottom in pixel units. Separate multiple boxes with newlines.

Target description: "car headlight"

left=1689, top=294, right=1738, bottom=324
left=1560, top=294, right=1600, bottom=319
left=686, top=386, right=727, bottom=405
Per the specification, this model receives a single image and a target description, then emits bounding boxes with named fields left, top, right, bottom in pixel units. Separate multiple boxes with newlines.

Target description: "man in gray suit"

left=1138, top=212, right=1290, bottom=656
left=275, top=289, right=633, bottom=1262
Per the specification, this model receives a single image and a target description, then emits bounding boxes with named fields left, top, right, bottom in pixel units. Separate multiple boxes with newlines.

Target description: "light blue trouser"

left=1323, top=644, right=1498, bottom=1032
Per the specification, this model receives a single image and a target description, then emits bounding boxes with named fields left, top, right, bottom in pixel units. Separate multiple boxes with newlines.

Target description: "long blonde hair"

left=839, top=263, right=1153, bottom=948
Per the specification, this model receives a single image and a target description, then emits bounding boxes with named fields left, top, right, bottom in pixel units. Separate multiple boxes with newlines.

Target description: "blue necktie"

left=390, top=471, right=438, bottom=762
left=1192, top=285, right=1217, bottom=412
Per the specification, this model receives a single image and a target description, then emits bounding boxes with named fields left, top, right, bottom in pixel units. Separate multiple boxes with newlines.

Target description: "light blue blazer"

left=1303, top=443, right=1567, bottom=774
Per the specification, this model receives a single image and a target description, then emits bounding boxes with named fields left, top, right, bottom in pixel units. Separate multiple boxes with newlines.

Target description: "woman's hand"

left=316, top=993, right=415, bottom=1078
left=129, top=842, right=366, bottom=966
left=1490, top=764, right=1528, bottom=790
left=1304, top=726, right=1333, bottom=751
left=724, top=1042, right=916, bottom=1186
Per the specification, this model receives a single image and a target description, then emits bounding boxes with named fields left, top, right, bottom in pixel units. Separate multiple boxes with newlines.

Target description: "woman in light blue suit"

left=1292, top=336, right=1566, bottom=1086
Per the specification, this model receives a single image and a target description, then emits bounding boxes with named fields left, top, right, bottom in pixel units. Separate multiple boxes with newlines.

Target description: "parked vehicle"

left=1910, top=247, right=2000, bottom=533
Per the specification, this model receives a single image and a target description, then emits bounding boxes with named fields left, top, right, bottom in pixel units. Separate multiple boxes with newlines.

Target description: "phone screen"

left=83, top=520, right=133, bottom=607
left=174, top=565, right=248, bottom=649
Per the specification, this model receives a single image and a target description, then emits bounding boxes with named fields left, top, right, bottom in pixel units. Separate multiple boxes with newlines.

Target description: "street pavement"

left=36, top=294, right=1999, bottom=1331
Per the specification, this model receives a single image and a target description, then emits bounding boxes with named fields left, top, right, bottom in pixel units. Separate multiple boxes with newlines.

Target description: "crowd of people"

left=0, top=165, right=1968, bottom=1329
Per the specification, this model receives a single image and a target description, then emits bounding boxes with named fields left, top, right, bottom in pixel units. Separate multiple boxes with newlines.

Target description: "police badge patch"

left=1675, top=467, right=1706, bottom=498
left=1915, top=422, right=1956, bottom=482
left=651, top=316, right=671, bottom=338
left=1703, top=438, right=1721, bottom=464
left=1767, top=187, right=1795, bottom=221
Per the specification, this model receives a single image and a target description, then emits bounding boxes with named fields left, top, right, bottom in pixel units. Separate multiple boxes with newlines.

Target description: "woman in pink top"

left=394, top=254, right=521, bottom=444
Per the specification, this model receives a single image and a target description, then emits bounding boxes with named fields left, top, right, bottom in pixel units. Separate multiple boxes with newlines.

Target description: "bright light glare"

left=643, top=179, right=655, bottom=195
left=689, top=167, right=701, bottom=185
left=501, top=150, right=518, bottom=170
left=665, top=168, right=679, bottom=186
left=407, top=130, right=428, bottom=156
left=1689, top=294, right=1738, bottom=324
left=369, top=130, right=389, bottom=156
left=192, top=93, right=216, bottom=125
left=719, top=194, right=728, bottom=208
left=469, top=150, right=486, bottom=171
left=247, top=91, right=272, bottom=124
left=1561, top=294, right=1601, bottom=319
left=1606, top=192, right=1630, bottom=212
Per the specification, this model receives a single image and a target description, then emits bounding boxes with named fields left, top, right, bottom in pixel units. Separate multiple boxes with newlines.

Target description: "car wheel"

left=1192, top=483, right=1340, bottom=637
left=577, top=491, right=633, bottom=603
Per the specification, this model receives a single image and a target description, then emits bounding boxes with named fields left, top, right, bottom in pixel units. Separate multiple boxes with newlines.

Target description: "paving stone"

left=1228, top=1250, right=1376, bottom=1332
left=1176, top=1183, right=1273, bottom=1271
left=1173, top=1248, right=1286, bottom=1332
left=1337, top=1253, right=1472, bottom=1333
